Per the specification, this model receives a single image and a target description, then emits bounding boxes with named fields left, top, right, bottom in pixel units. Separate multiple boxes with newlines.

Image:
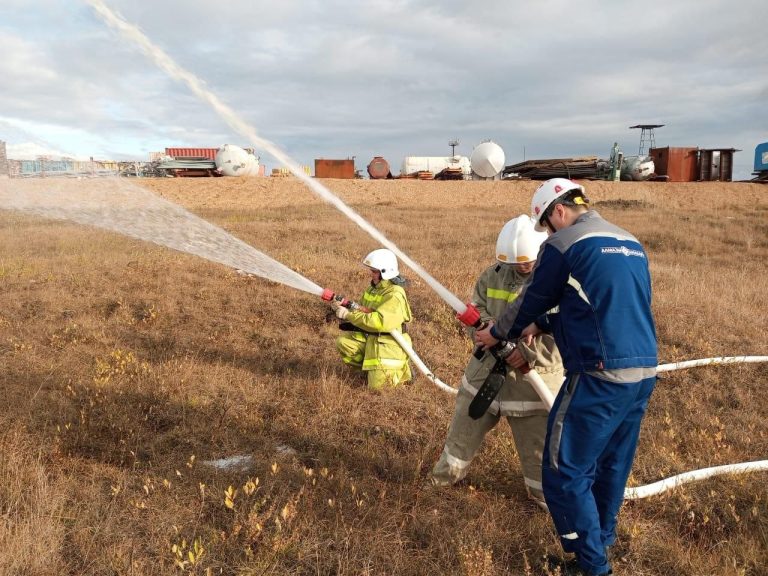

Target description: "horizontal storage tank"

left=315, top=159, right=355, bottom=179
left=214, top=144, right=259, bottom=177
left=620, top=155, right=655, bottom=181
left=165, top=147, right=219, bottom=160
left=367, top=156, right=392, bottom=179
left=400, top=156, right=471, bottom=178
left=755, top=142, right=768, bottom=172
left=470, top=141, right=506, bottom=178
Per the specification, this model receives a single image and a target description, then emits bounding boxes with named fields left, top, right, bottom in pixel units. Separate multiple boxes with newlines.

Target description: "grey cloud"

left=0, top=0, right=765, bottom=177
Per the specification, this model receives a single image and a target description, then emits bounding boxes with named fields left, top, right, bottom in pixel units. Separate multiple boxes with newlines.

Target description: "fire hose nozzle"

left=321, top=288, right=336, bottom=302
left=456, top=303, right=482, bottom=327
left=321, top=289, right=361, bottom=311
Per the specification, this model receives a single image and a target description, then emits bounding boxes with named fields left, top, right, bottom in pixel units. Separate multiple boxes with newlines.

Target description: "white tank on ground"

left=400, top=156, right=471, bottom=177
left=470, top=141, right=506, bottom=179
left=215, top=144, right=260, bottom=177
left=621, top=155, right=655, bottom=181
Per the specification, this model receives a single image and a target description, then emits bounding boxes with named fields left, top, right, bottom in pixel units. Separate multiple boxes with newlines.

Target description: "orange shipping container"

left=165, top=147, right=219, bottom=160
left=314, top=159, right=355, bottom=179
left=649, top=147, right=698, bottom=182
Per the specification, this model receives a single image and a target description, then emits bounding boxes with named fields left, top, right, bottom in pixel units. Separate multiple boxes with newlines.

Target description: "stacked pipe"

left=503, top=157, right=604, bottom=180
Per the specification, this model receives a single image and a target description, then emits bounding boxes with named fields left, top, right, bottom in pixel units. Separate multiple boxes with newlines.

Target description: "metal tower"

left=630, top=124, right=664, bottom=155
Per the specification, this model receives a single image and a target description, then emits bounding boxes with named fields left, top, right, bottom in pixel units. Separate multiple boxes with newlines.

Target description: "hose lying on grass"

left=412, top=351, right=768, bottom=499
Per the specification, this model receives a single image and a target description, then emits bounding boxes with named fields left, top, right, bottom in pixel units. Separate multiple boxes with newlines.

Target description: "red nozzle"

left=321, top=288, right=335, bottom=302
left=456, top=303, right=482, bottom=327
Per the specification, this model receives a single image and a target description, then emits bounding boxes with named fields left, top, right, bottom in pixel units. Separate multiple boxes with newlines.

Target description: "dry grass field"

left=1, top=176, right=767, bottom=575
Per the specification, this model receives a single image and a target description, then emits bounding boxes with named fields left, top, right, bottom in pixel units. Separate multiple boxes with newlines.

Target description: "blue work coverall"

left=492, top=210, right=657, bottom=576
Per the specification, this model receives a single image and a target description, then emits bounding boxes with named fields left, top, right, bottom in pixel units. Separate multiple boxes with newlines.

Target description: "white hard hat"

left=530, top=178, right=587, bottom=231
left=496, top=215, right=548, bottom=264
left=362, top=248, right=399, bottom=280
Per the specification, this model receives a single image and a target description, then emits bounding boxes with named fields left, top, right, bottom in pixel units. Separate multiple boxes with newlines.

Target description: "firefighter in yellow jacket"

left=431, top=216, right=564, bottom=508
left=331, top=248, right=413, bottom=390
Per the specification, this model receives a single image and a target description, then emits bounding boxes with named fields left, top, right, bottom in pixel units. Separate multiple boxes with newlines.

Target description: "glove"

left=335, top=305, right=350, bottom=320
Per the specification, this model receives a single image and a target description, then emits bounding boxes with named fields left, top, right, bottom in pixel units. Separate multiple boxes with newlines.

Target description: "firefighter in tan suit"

left=432, top=216, right=564, bottom=508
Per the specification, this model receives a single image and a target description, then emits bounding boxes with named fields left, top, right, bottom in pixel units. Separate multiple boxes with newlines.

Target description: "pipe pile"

left=503, top=157, right=606, bottom=180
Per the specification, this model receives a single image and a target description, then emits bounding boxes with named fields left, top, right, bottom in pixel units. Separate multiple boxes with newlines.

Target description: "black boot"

left=545, top=554, right=613, bottom=576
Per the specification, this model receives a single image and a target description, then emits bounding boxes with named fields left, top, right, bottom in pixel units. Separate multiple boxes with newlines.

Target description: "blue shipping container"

left=755, top=142, right=768, bottom=172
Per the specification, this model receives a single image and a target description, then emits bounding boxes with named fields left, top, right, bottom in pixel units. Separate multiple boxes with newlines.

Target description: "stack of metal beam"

left=156, top=157, right=218, bottom=177
left=502, top=157, right=603, bottom=180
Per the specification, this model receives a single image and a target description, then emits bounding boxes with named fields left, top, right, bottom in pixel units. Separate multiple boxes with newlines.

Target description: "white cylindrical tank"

left=470, top=141, right=506, bottom=178
left=400, top=156, right=471, bottom=178
left=621, top=155, right=655, bottom=181
left=215, top=144, right=259, bottom=177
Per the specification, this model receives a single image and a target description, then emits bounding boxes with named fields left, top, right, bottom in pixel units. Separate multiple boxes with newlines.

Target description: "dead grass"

left=0, top=421, right=66, bottom=575
left=0, top=177, right=766, bottom=575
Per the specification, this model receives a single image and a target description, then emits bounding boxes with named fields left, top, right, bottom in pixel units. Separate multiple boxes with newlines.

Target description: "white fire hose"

left=657, top=355, right=768, bottom=372
left=391, top=330, right=557, bottom=407
left=402, top=344, right=768, bottom=499
left=389, top=330, right=457, bottom=395
left=625, top=355, right=768, bottom=499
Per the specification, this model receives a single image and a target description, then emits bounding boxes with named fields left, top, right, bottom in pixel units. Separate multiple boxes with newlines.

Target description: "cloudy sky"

left=1, top=0, right=765, bottom=179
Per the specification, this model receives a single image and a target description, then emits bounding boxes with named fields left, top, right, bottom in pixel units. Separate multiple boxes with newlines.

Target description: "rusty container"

left=698, top=149, right=738, bottom=182
left=165, top=147, right=219, bottom=160
left=314, top=159, right=355, bottom=179
left=649, top=147, right=698, bottom=182
left=367, top=156, right=392, bottom=179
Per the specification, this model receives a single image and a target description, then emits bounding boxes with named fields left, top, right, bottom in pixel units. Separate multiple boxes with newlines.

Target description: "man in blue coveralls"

left=475, top=178, right=657, bottom=576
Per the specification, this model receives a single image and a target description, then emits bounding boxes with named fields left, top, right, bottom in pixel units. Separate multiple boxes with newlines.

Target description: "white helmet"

left=362, top=248, right=399, bottom=280
left=530, top=178, right=587, bottom=231
left=496, top=215, right=548, bottom=264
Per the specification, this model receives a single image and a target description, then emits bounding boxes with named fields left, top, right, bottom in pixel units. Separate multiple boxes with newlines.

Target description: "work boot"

left=545, top=555, right=612, bottom=576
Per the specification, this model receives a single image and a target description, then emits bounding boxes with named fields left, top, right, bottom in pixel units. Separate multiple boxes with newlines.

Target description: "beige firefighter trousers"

left=431, top=356, right=564, bottom=505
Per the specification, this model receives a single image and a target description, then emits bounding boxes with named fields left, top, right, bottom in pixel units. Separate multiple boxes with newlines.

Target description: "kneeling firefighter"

left=330, top=248, right=413, bottom=390
left=431, top=216, right=564, bottom=507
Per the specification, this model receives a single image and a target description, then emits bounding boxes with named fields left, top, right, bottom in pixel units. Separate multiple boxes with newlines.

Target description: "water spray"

left=0, top=178, right=324, bottom=297
left=85, top=0, right=478, bottom=326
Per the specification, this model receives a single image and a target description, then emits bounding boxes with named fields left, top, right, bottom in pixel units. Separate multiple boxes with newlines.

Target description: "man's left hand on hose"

left=505, top=347, right=529, bottom=370
left=519, top=322, right=543, bottom=346
left=330, top=299, right=349, bottom=320
left=474, top=321, right=499, bottom=349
